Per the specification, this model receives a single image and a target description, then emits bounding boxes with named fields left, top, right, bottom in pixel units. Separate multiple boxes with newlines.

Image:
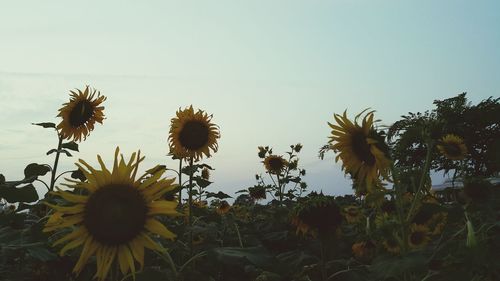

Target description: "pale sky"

left=1, top=1, right=499, bottom=199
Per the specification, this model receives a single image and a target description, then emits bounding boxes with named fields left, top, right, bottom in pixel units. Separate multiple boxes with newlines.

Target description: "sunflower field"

left=0, top=89, right=499, bottom=281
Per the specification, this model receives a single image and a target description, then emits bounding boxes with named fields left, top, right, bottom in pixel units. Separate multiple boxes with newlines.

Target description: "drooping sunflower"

left=408, top=224, right=431, bottom=249
left=328, top=110, right=391, bottom=192
left=168, top=105, right=220, bottom=161
left=263, top=155, right=288, bottom=175
left=437, top=134, right=467, bottom=160
left=44, top=148, right=179, bottom=281
left=57, top=86, right=106, bottom=142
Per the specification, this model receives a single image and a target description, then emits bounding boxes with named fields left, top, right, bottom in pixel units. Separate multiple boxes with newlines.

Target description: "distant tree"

left=388, top=93, right=500, bottom=178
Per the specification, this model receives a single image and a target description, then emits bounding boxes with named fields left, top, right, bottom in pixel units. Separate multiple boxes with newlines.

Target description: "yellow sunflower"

left=408, top=224, right=431, bottom=249
left=343, top=205, right=363, bottom=224
left=44, top=148, right=179, bottom=281
left=352, top=240, right=376, bottom=260
left=437, top=134, right=467, bottom=160
left=383, top=236, right=401, bottom=254
left=57, top=86, right=106, bottom=142
left=168, top=105, right=220, bottom=161
left=328, top=110, right=391, bottom=192
left=201, top=167, right=210, bottom=180
left=216, top=200, right=231, bottom=215
left=263, top=155, right=288, bottom=174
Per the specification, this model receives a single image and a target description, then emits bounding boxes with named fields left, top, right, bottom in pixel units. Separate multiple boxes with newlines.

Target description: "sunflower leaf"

left=194, top=177, right=212, bottom=188
left=60, top=149, right=72, bottom=157
left=71, top=169, right=86, bottom=182
left=206, top=191, right=232, bottom=199
left=27, top=246, right=58, bottom=262
left=0, top=183, right=39, bottom=203
left=24, top=163, right=51, bottom=178
left=32, top=122, right=56, bottom=128
left=61, top=141, right=79, bottom=152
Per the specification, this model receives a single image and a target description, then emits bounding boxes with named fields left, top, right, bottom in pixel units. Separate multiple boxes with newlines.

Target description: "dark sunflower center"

left=83, top=184, right=148, bottom=246
left=444, top=143, right=461, bottom=157
left=179, top=121, right=209, bottom=150
left=69, top=100, right=94, bottom=127
left=351, top=132, right=375, bottom=165
left=269, top=158, right=284, bottom=172
left=410, top=231, right=425, bottom=245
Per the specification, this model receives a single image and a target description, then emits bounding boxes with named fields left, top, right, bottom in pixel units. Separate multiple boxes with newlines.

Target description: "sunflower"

left=328, top=110, right=391, bottom=192
left=383, top=236, right=401, bottom=254
left=216, top=200, right=231, bottom=215
left=57, top=86, right=106, bottom=142
left=343, top=205, right=363, bottom=224
left=201, top=167, right=210, bottom=180
left=44, top=148, right=179, bottom=281
left=263, top=155, right=288, bottom=174
left=352, top=240, right=376, bottom=261
left=426, top=212, right=447, bottom=236
left=168, top=105, right=220, bottom=161
left=291, top=194, right=342, bottom=237
left=249, top=185, right=267, bottom=200
left=408, top=224, right=431, bottom=249
left=437, top=134, right=467, bottom=160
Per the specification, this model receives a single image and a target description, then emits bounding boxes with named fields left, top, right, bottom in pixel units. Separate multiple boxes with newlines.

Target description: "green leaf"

left=32, top=122, right=56, bottom=128
left=27, top=246, right=57, bottom=262
left=371, top=252, right=427, bottom=279
left=206, top=191, right=232, bottom=199
left=24, top=163, right=51, bottom=178
left=60, top=149, right=72, bottom=157
left=276, top=250, right=317, bottom=269
left=145, top=165, right=166, bottom=175
left=71, top=169, right=86, bottom=182
left=0, top=183, right=39, bottom=203
left=194, top=177, right=212, bottom=188
left=181, top=165, right=198, bottom=176
left=123, top=268, right=169, bottom=281
left=209, top=246, right=275, bottom=268
left=46, top=149, right=72, bottom=157
left=61, top=141, right=79, bottom=152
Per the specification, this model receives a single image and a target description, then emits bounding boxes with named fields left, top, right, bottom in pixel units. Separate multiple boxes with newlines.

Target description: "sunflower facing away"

left=57, top=86, right=106, bottom=142
left=437, top=134, right=467, bottom=160
left=168, top=105, right=220, bottom=161
left=263, top=155, right=288, bottom=174
left=291, top=194, right=342, bottom=237
left=328, top=110, right=391, bottom=192
left=44, top=148, right=179, bottom=281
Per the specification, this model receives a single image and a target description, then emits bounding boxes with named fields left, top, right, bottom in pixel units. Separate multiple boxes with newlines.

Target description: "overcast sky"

left=1, top=0, right=499, bottom=199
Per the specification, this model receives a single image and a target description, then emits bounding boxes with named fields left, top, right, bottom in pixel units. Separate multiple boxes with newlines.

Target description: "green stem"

left=49, top=135, right=63, bottom=191
left=179, top=251, right=207, bottom=273
left=391, top=165, right=408, bottom=253
left=406, top=140, right=434, bottom=222
left=277, top=174, right=282, bottom=203
left=188, top=157, right=194, bottom=257
left=320, top=237, right=327, bottom=281
left=178, top=159, right=183, bottom=204
left=234, top=222, right=243, bottom=248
